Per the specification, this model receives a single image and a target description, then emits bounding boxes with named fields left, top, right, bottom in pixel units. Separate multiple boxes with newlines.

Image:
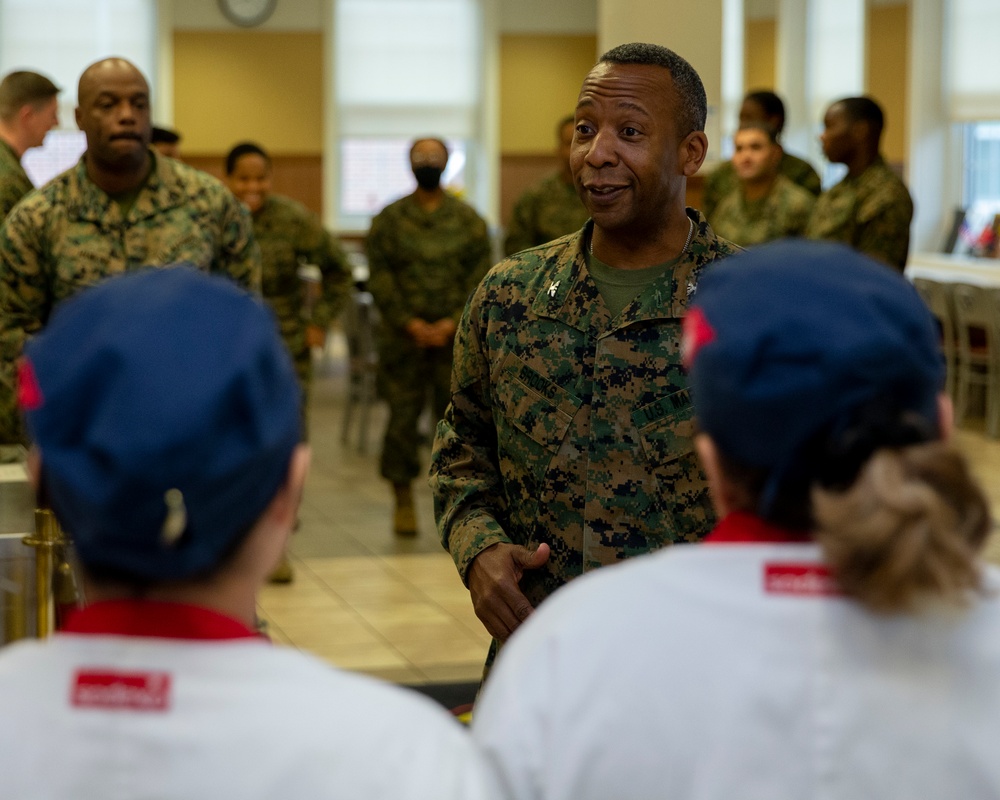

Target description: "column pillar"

left=776, top=0, right=865, bottom=182
left=155, top=0, right=174, bottom=126
left=596, top=0, right=741, bottom=163
left=908, top=0, right=958, bottom=253
left=321, top=0, right=339, bottom=230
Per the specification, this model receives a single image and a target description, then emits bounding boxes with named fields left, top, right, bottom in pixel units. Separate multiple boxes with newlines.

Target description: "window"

left=0, top=0, right=156, bottom=127
left=957, top=122, right=1000, bottom=254
left=21, top=130, right=87, bottom=187
left=963, top=123, right=1000, bottom=209
left=340, top=138, right=467, bottom=218
left=334, top=0, right=483, bottom=229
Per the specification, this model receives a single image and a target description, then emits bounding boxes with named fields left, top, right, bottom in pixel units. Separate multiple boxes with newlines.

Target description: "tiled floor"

left=257, top=335, right=491, bottom=685
left=263, top=332, right=1000, bottom=685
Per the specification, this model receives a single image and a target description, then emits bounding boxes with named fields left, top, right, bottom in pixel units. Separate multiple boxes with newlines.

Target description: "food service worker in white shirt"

left=0, top=265, right=497, bottom=800
left=472, top=239, right=1000, bottom=800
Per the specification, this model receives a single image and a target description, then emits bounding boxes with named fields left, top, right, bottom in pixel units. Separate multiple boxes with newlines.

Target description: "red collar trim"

left=705, top=511, right=812, bottom=544
left=62, top=600, right=263, bottom=641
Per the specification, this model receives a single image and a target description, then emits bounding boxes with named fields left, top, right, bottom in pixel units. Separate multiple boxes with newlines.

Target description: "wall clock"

left=217, top=0, right=278, bottom=28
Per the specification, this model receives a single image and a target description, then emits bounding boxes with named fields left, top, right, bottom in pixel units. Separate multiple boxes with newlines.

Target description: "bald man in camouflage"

left=0, top=57, right=259, bottom=443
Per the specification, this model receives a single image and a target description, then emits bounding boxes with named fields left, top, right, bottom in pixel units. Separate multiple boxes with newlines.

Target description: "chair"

left=950, top=283, right=1000, bottom=437
left=912, top=277, right=957, bottom=401
left=340, top=289, right=380, bottom=453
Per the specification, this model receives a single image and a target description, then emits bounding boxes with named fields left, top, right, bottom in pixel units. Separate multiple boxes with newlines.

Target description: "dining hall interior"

left=1, top=0, right=999, bottom=701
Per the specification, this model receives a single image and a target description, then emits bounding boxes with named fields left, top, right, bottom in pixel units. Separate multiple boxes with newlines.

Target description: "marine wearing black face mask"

left=365, top=135, right=492, bottom=539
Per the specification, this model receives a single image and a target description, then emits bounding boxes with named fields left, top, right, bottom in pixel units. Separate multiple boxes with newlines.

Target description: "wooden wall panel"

left=183, top=153, right=706, bottom=236
left=183, top=154, right=323, bottom=218
left=500, top=154, right=706, bottom=229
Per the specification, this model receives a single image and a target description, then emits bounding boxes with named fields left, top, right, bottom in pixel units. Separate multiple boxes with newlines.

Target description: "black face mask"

left=413, top=166, right=443, bottom=190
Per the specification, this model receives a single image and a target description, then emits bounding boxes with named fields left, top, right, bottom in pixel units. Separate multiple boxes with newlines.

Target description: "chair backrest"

left=951, top=282, right=1000, bottom=360
left=342, top=289, right=380, bottom=364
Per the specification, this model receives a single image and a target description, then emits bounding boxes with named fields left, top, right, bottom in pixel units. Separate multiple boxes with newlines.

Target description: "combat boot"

left=393, top=483, right=417, bottom=536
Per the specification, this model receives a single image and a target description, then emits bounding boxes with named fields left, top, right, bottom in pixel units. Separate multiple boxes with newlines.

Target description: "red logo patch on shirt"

left=71, top=670, right=172, bottom=711
left=764, top=563, right=840, bottom=596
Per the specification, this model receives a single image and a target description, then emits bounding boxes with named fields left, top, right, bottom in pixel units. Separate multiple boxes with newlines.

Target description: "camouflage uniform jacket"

left=0, top=138, right=33, bottom=222
left=712, top=174, right=816, bottom=247
left=367, top=191, right=492, bottom=337
left=254, top=194, right=351, bottom=363
left=431, top=209, right=740, bottom=610
left=503, top=172, right=589, bottom=256
left=703, top=150, right=821, bottom=222
left=0, top=151, right=260, bottom=442
left=805, top=156, right=914, bottom=272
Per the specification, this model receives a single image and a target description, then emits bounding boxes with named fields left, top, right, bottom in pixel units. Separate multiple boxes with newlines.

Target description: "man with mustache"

left=0, top=57, right=259, bottom=443
left=431, top=43, right=738, bottom=677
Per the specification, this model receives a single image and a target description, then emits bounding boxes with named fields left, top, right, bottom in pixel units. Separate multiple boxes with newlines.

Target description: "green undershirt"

left=109, top=186, right=143, bottom=218
left=588, top=251, right=680, bottom=318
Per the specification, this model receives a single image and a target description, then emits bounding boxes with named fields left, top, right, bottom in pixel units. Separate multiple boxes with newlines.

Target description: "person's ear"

left=937, top=393, right=954, bottom=444
left=695, top=433, right=733, bottom=518
left=265, top=444, right=311, bottom=530
left=26, top=447, right=41, bottom=490
left=679, top=131, right=708, bottom=177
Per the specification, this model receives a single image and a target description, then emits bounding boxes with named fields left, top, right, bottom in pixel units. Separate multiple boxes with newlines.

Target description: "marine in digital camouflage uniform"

left=254, top=195, right=351, bottom=414
left=713, top=175, right=815, bottom=247
left=434, top=213, right=738, bottom=671
left=805, top=96, right=913, bottom=272
left=504, top=116, right=589, bottom=256
left=806, top=157, right=912, bottom=271
left=712, top=125, right=816, bottom=247
left=368, top=137, right=492, bottom=534
left=0, top=139, right=34, bottom=221
left=0, top=58, right=259, bottom=443
left=702, top=89, right=821, bottom=222
left=0, top=70, right=61, bottom=221
left=225, top=141, right=345, bottom=582
left=703, top=151, right=820, bottom=223
left=431, top=44, right=740, bottom=674
left=504, top=173, right=589, bottom=257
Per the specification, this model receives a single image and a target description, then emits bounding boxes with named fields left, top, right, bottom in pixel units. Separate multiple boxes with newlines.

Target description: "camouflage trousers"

left=377, top=335, right=454, bottom=485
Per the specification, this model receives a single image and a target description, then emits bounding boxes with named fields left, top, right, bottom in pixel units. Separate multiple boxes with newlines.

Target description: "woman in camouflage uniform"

left=226, top=142, right=352, bottom=581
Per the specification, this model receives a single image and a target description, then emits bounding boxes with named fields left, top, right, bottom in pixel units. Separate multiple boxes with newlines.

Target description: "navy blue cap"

left=20, top=266, right=301, bottom=582
left=684, top=240, right=943, bottom=471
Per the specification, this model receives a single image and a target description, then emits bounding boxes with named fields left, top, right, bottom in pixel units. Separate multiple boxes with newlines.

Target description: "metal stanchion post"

left=22, top=508, right=63, bottom=638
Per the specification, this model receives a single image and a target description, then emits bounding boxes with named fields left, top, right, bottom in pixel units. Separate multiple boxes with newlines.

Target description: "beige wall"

left=745, top=19, right=775, bottom=92
left=866, top=3, right=909, bottom=165
left=499, top=34, right=597, bottom=154
left=173, top=31, right=323, bottom=155
left=742, top=7, right=909, bottom=166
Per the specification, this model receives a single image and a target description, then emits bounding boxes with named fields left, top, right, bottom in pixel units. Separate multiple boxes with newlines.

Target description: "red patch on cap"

left=16, top=359, right=43, bottom=410
left=682, top=307, right=716, bottom=369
